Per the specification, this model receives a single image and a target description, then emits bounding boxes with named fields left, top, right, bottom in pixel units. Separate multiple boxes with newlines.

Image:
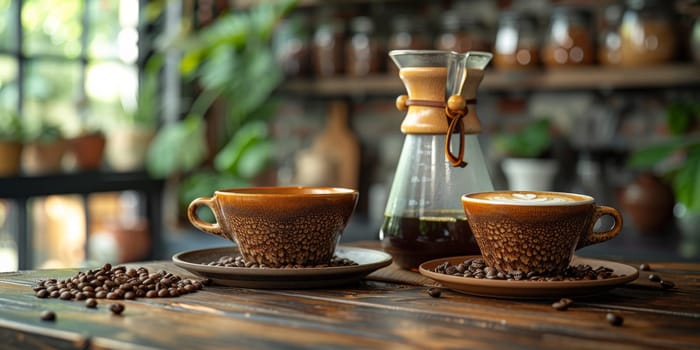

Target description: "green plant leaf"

left=146, top=115, right=207, bottom=178
left=666, top=102, right=692, bottom=135
left=628, top=137, right=688, bottom=169
left=237, top=141, right=273, bottom=179
left=672, top=147, right=700, bottom=213
left=493, top=119, right=552, bottom=158
left=213, top=121, right=268, bottom=175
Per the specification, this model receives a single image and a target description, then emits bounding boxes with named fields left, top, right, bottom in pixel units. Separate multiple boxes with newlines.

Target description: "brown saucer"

left=419, top=255, right=639, bottom=299
left=172, top=245, right=392, bottom=289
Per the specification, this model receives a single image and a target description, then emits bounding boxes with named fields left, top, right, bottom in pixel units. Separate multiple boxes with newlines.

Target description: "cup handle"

left=187, top=196, right=226, bottom=239
left=576, top=205, right=623, bottom=250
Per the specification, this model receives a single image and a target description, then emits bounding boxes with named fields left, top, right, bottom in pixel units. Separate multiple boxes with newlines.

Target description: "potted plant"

left=628, top=101, right=700, bottom=241
left=145, top=1, right=295, bottom=222
left=21, top=122, right=66, bottom=175
left=492, top=118, right=557, bottom=191
left=0, top=111, right=24, bottom=176
left=66, top=126, right=107, bottom=171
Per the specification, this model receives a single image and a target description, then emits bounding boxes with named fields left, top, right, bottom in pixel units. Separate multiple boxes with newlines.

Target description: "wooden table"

left=1, top=243, right=699, bottom=350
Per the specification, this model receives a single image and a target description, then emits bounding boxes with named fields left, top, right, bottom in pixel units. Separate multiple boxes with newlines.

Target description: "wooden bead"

left=395, top=95, right=409, bottom=112
left=447, top=95, right=466, bottom=112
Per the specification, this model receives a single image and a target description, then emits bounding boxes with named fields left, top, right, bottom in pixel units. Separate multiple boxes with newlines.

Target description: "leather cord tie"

left=404, top=99, right=446, bottom=108
left=444, top=96, right=476, bottom=168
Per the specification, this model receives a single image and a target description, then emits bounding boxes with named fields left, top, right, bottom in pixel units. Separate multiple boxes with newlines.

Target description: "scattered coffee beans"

left=85, top=298, right=97, bottom=308
left=648, top=274, right=661, bottom=282
left=427, top=287, right=442, bottom=298
left=109, top=303, right=125, bottom=315
left=606, top=312, right=624, bottom=326
left=34, top=263, right=207, bottom=301
left=551, top=298, right=573, bottom=311
left=660, top=280, right=676, bottom=289
left=206, top=255, right=359, bottom=269
left=433, top=258, right=623, bottom=282
left=40, top=310, right=56, bottom=321
left=639, top=263, right=650, bottom=271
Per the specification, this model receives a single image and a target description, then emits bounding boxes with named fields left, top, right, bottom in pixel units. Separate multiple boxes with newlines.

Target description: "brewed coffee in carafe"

left=380, top=50, right=493, bottom=269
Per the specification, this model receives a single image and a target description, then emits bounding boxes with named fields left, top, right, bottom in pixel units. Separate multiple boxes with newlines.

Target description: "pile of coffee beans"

left=33, top=263, right=208, bottom=301
left=206, top=255, right=359, bottom=269
left=433, top=258, right=623, bottom=281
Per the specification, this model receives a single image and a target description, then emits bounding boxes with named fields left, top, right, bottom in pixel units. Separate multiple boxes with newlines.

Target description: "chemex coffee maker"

left=380, top=50, right=494, bottom=270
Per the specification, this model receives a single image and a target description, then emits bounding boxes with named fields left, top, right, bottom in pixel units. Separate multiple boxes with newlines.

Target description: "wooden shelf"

left=279, top=64, right=700, bottom=97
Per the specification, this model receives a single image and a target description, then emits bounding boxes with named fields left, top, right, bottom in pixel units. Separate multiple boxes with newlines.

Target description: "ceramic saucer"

left=419, top=255, right=639, bottom=299
left=172, top=245, right=392, bottom=289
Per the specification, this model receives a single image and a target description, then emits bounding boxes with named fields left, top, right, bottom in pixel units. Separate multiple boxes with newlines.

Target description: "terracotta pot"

left=0, top=141, right=23, bottom=176
left=68, top=133, right=106, bottom=171
left=21, top=139, right=67, bottom=175
left=621, top=173, right=675, bottom=234
left=105, top=127, right=155, bottom=172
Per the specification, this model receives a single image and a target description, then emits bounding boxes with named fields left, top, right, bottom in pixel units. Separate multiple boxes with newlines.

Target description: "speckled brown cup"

left=461, top=191, right=623, bottom=275
left=187, top=187, right=359, bottom=267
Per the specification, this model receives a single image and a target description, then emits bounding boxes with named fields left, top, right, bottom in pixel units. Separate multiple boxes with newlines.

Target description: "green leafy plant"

left=492, top=118, right=553, bottom=158
left=26, top=121, right=63, bottom=143
left=146, top=1, right=296, bottom=213
left=0, top=111, right=23, bottom=142
left=629, top=101, right=700, bottom=213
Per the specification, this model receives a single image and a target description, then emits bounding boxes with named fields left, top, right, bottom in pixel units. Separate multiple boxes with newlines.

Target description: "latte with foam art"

left=468, top=191, right=592, bottom=205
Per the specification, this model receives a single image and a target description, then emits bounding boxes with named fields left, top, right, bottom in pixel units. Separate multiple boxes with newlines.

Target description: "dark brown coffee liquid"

left=380, top=210, right=480, bottom=270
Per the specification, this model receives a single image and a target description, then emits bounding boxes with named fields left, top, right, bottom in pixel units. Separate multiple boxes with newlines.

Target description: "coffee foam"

left=470, top=192, right=590, bottom=205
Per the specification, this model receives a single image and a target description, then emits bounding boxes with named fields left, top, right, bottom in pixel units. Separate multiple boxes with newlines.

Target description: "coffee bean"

left=85, top=298, right=97, bottom=308
left=36, top=289, right=49, bottom=298
left=552, top=298, right=573, bottom=311
left=639, top=263, right=650, bottom=271
left=157, top=289, right=169, bottom=297
left=59, top=291, right=73, bottom=300
left=606, top=312, right=624, bottom=326
left=648, top=274, right=661, bottom=282
left=660, top=280, right=675, bottom=289
left=552, top=301, right=569, bottom=311
left=427, top=287, right=442, bottom=298
left=40, top=310, right=56, bottom=321
left=109, top=303, right=125, bottom=315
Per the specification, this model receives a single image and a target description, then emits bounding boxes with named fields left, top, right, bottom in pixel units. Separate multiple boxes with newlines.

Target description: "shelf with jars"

left=279, top=63, right=700, bottom=97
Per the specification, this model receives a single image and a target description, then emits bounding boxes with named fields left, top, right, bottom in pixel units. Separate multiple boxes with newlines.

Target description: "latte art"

left=477, top=192, right=581, bottom=205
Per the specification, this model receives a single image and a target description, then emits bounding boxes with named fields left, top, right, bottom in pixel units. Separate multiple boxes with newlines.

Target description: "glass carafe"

left=380, top=50, right=493, bottom=270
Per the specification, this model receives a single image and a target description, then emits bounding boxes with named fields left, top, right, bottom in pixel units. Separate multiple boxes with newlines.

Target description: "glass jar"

left=345, top=16, right=383, bottom=77
left=619, top=0, right=677, bottom=66
left=691, top=15, right=700, bottom=63
left=387, top=15, right=431, bottom=73
left=542, top=6, right=595, bottom=67
left=598, top=4, right=624, bottom=65
left=494, top=11, right=540, bottom=70
left=312, top=15, right=345, bottom=77
left=273, top=15, right=312, bottom=78
left=434, top=13, right=491, bottom=53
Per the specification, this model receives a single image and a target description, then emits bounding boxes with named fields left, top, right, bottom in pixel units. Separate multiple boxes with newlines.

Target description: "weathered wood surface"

left=0, top=258, right=699, bottom=350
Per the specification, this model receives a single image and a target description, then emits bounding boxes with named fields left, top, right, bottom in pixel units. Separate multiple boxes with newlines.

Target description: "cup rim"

left=214, top=186, right=358, bottom=197
left=462, top=191, right=594, bottom=206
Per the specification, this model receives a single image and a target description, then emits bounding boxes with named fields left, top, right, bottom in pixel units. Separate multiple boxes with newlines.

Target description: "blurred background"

left=0, top=0, right=699, bottom=271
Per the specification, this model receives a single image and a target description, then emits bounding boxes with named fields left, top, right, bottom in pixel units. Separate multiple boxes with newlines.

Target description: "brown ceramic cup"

left=461, top=191, right=623, bottom=275
left=187, top=187, right=359, bottom=267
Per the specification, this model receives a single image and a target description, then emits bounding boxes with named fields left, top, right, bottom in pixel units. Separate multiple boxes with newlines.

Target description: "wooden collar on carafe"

left=395, top=94, right=477, bottom=168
